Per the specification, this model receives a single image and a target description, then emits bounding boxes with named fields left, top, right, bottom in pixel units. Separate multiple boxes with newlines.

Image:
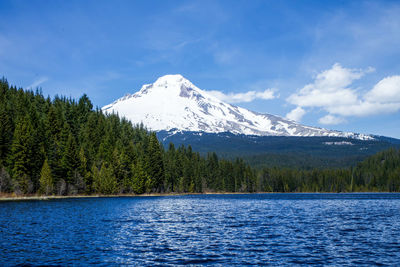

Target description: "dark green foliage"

left=39, top=159, right=53, bottom=195
left=0, top=78, right=398, bottom=195
left=10, top=116, right=35, bottom=194
left=91, top=164, right=101, bottom=194
left=0, top=103, right=13, bottom=166
left=61, top=132, right=79, bottom=185
left=96, top=163, right=117, bottom=195
left=130, top=161, right=148, bottom=194
left=258, top=148, right=400, bottom=192
left=146, top=133, right=164, bottom=192
left=351, top=148, right=400, bottom=192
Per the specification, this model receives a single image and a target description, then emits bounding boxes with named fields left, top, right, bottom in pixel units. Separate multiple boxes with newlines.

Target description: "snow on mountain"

left=102, top=74, right=372, bottom=140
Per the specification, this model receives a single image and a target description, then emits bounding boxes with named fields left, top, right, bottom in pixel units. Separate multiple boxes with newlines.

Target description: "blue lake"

left=1, top=193, right=400, bottom=266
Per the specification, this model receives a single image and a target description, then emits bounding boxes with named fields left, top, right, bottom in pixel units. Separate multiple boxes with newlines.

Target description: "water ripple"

left=1, top=193, right=400, bottom=265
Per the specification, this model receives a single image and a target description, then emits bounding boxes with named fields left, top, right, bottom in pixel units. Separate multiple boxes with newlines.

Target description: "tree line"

left=0, top=78, right=399, bottom=195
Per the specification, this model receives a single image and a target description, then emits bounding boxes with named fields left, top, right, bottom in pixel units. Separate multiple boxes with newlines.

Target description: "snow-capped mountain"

left=102, top=74, right=372, bottom=140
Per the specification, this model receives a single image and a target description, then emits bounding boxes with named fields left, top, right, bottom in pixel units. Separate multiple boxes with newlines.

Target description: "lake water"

left=1, top=193, right=400, bottom=266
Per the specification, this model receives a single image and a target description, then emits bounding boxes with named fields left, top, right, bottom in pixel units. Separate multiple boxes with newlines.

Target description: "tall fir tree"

left=61, top=132, right=79, bottom=187
left=9, top=116, right=35, bottom=194
left=0, top=104, right=13, bottom=167
left=146, top=133, right=164, bottom=192
left=39, top=159, right=53, bottom=195
left=91, top=163, right=101, bottom=194
left=98, top=163, right=117, bottom=195
left=131, top=160, right=148, bottom=194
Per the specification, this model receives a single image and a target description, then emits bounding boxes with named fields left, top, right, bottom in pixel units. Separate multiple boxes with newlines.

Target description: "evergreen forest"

left=0, top=78, right=399, bottom=196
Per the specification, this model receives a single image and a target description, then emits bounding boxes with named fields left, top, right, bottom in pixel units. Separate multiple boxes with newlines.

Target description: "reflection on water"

left=1, top=193, right=400, bottom=265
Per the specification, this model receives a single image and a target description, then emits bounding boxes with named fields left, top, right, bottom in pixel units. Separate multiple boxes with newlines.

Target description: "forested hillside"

left=0, top=78, right=399, bottom=195
left=259, top=148, right=400, bottom=192
left=158, top=131, right=399, bottom=169
left=0, top=78, right=256, bottom=195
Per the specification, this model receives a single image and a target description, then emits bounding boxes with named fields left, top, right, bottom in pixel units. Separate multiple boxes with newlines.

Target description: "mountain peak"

left=153, top=74, right=192, bottom=87
left=136, top=74, right=198, bottom=97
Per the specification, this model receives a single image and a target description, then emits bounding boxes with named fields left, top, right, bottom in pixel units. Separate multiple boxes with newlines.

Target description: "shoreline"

left=0, top=191, right=398, bottom=201
left=0, top=192, right=244, bottom=201
left=0, top=192, right=260, bottom=201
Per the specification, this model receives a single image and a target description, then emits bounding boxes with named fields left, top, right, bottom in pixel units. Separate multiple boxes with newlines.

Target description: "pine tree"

left=10, top=116, right=35, bottom=194
left=77, top=94, right=93, bottom=126
left=98, top=163, right=117, bottom=195
left=39, top=159, right=53, bottom=195
left=206, top=152, right=219, bottom=190
left=78, top=147, right=92, bottom=194
left=46, top=105, right=63, bottom=141
left=164, top=142, right=176, bottom=192
left=61, top=132, right=79, bottom=186
left=91, top=163, right=101, bottom=194
left=0, top=105, right=13, bottom=166
left=136, top=160, right=149, bottom=194
left=28, top=104, right=46, bottom=184
left=146, top=133, right=164, bottom=192
left=92, top=163, right=117, bottom=195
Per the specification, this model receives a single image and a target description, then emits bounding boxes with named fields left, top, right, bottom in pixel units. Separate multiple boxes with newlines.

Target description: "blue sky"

left=1, top=0, right=400, bottom=138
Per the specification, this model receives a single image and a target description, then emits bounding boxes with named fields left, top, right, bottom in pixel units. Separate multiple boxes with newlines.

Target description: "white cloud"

left=27, top=76, right=48, bottom=89
left=365, top=75, right=400, bottom=103
left=327, top=101, right=400, bottom=117
left=286, top=106, right=306, bottom=122
left=318, top=115, right=346, bottom=125
left=288, top=87, right=358, bottom=108
left=287, top=63, right=368, bottom=109
left=312, top=62, right=367, bottom=89
left=286, top=63, right=400, bottom=124
left=207, top=88, right=276, bottom=103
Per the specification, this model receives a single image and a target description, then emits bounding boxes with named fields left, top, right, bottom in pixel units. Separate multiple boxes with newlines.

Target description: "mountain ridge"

left=103, top=74, right=372, bottom=140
